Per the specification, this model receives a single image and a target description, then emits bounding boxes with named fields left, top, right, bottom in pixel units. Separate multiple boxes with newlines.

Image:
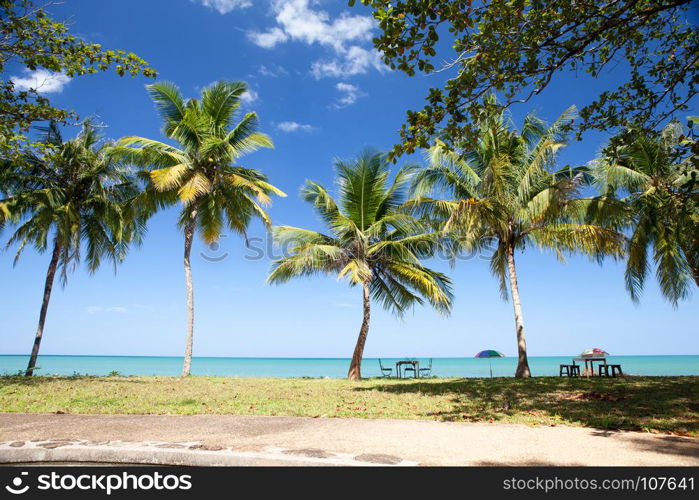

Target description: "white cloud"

left=248, top=0, right=382, bottom=78
left=311, top=46, right=384, bottom=79
left=196, top=0, right=252, bottom=14
left=11, top=69, right=71, bottom=94
left=258, top=64, right=289, bottom=77
left=267, top=0, right=372, bottom=50
left=249, top=27, right=289, bottom=49
left=276, top=121, right=314, bottom=133
left=86, top=306, right=128, bottom=314
left=240, top=88, right=259, bottom=105
left=334, top=82, right=365, bottom=107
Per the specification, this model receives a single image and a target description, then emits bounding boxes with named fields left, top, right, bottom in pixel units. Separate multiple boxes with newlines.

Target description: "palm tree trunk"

left=347, top=282, right=371, bottom=381
left=25, top=241, right=61, bottom=377
left=181, top=209, right=197, bottom=377
left=506, top=244, right=531, bottom=378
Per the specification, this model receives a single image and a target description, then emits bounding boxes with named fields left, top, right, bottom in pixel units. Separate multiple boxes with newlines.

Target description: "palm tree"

left=592, top=119, right=698, bottom=305
left=409, top=105, right=625, bottom=377
left=115, top=81, right=285, bottom=376
left=267, top=150, right=453, bottom=380
left=0, top=121, right=143, bottom=376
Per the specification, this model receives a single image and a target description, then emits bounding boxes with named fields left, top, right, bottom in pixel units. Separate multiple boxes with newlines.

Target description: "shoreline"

left=2, top=354, right=698, bottom=378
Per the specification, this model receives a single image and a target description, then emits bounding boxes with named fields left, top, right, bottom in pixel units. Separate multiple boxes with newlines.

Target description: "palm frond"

left=201, top=80, right=246, bottom=129
left=147, top=81, right=187, bottom=126
left=177, top=172, right=211, bottom=202
left=150, top=163, right=189, bottom=191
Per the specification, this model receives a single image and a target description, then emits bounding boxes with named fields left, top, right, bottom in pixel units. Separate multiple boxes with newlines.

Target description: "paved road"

left=0, top=413, right=696, bottom=466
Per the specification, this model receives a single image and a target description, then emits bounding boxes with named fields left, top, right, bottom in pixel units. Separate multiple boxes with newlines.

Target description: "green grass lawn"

left=0, top=375, right=697, bottom=436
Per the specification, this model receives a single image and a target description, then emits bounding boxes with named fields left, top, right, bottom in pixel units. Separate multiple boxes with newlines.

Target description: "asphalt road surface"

left=0, top=414, right=696, bottom=466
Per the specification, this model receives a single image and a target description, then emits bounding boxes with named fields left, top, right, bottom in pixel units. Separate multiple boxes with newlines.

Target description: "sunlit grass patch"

left=0, top=375, right=696, bottom=436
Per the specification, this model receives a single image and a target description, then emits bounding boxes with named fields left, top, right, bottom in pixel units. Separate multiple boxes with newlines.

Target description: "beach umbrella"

left=475, top=350, right=505, bottom=377
left=580, top=348, right=609, bottom=358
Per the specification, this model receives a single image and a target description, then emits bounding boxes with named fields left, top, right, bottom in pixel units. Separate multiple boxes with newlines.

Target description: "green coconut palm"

left=115, top=80, right=285, bottom=376
left=267, top=150, right=453, bottom=380
left=0, top=121, right=143, bottom=376
left=408, top=104, right=625, bottom=377
left=592, top=119, right=698, bottom=305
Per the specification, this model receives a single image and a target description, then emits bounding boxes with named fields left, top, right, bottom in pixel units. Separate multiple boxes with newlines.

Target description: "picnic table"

left=573, top=357, right=607, bottom=377
left=396, top=359, right=420, bottom=378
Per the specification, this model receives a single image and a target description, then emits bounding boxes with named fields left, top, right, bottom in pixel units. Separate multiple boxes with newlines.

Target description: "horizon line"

left=1, top=354, right=697, bottom=359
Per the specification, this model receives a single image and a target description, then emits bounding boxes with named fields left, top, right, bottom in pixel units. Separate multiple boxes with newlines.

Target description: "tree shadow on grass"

left=354, top=376, right=699, bottom=437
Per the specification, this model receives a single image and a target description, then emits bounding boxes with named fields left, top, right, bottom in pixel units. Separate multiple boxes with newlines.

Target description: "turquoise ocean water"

left=0, top=355, right=697, bottom=378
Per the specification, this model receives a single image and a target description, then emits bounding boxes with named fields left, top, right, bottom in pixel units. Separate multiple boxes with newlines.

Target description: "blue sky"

left=1, top=0, right=696, bottom=360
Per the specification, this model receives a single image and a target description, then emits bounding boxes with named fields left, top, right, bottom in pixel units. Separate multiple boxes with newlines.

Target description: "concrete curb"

left=0, top=440, right=417, bottom=467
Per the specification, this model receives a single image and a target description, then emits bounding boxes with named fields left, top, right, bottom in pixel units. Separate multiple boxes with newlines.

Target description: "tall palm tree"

left=115, top=81, right=285, bottom=376
left=267, top=150, right=453, bottom=380
left=409, top=105, right=625, bottom=377
left=592, top=119, right=698, bottom=305
left=0, top=121, right=143, bottom=376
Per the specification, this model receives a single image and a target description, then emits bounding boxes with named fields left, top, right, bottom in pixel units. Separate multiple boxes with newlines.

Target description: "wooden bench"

left=598, top=364, right=623, bottom=377
left=559, top=364, right=580, bottom=377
